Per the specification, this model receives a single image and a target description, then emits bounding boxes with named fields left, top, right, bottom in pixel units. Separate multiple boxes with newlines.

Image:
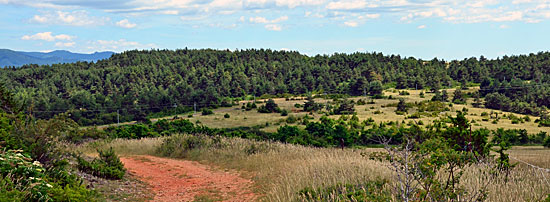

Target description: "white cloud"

left=7, top=0, right=550, bottom=28
left=275, top=0, right=326, bottom=8
left=55, top=42, right=76, bottom=47
left=249, top=16, right=288, bottom=23
left=344, top=21, right=358, bottom=27
left=30, top=10, right=108, bottom=26
left=417, top=25, right=426, bottom=29
left=358, top=13, right=380, bottom=19
left=499, top=24, right=510, bottom=28
left=116, top=19, right=137, bottom=28
left=21, top=32, right=74, bottom=41
left=327, top=0, right=375, bottom=10
left=89, top=39, right=157, bottom=52
left=264, top=24, right=282, bottom=31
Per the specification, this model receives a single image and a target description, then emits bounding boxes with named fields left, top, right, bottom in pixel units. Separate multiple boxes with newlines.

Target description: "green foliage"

left=257, top=99, right=281, bottom=113
left=452, top=89, right=466, bottom=104
left=2, top=50, right=550, bottom=125
left=303, top=96, right=322, bottom=112
left=77, top=148, right=126, bottom=180
left=156, top=134, right=223, bottom=158
left=333, top=99, right=355, bottom=115
left=539, top=118, right=550, bottom=127
left=223, top=113, right=230, bottom=118
left=0, top=83, right=20, bottom=114
left=201, top=108, right=214, bottom=115
left=298, top=179, right=391, bottom=202
left=544, top=136, right=550, bottom=148
left=396, top=98, right=408, bottom=113
left=369, top=113, right=494, bottom=201
left=0, top=150, right=52, bottom=202
left=280, top=110, right=288, bottom=116
left=399, top=90, right=410, bottom=95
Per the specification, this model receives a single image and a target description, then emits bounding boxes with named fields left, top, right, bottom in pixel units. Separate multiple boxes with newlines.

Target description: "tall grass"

left=79, top=135, right=550, bottom=201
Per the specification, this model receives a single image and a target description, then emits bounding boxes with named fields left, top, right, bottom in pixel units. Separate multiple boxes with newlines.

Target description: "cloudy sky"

left=2, top=0, right=550, bottom=59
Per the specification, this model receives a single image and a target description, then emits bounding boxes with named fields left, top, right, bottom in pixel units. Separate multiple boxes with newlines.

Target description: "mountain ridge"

left=0, top=49, right=114, bottom=67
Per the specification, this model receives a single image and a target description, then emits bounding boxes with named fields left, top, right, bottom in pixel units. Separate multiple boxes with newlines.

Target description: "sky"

left=1, top=0, right=550, bottom=60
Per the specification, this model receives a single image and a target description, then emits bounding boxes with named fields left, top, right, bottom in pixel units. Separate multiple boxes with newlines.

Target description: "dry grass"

left=77, top=137, right=163, bottom=156
left=96, top=87, right=547, bottom=135
left=78, top=136, right=550, bottom=202
left=155, top=88, right=547, bottom=135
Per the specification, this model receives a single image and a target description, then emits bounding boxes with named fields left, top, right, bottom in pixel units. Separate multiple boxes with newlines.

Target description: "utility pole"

left=117, top=109, right=119, bottom=126
left=194, top=102, right=197, bottom=114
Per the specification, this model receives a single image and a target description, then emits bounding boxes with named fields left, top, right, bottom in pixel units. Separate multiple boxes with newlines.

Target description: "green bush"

left=544, top=137, right=550, bottom=148
left=77, top=148, right=126, bottom=180
left=539, top=118, right=550, bottom=127
left=399, top=90, right=410, bottom=95
left=0, top=150, right=52, bottom=202
left=201, top=108, right=214, bottom=115
left=224, top=113, right=230, bottom=118
left=156, top=134, right=222, bottom=158
left=286, top=115, right=298, bottom=124
left=280, top=110, right=288, bottom=116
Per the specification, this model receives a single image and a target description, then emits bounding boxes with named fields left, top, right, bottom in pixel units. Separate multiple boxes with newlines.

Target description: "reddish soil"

left=120, top=155, right=257, bottom=202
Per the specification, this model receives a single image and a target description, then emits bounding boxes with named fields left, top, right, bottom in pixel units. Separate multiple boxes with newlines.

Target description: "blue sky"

left=2, top=0, right=550, bottom=60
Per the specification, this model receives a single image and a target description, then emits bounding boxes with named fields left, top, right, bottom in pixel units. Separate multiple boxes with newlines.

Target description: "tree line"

left=1, top=49, right=549, bottom=125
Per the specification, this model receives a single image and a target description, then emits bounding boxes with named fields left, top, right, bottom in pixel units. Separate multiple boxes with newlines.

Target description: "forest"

left=1, top=49, right=549, bottom=125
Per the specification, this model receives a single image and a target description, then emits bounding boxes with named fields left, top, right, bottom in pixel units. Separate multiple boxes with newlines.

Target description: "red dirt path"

left=120, top=155, right=257, bottom=202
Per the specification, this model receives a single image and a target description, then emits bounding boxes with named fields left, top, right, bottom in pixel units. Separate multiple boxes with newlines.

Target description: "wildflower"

left=46, top=183, right=53, bottom=188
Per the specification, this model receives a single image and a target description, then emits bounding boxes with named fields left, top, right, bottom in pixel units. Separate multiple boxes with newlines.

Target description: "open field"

left=152, top=88, right=548, bottom=135
left=78, top=136, right=550, bottom=202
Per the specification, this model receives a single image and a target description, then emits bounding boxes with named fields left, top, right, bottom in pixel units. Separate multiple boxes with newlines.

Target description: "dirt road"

left=120, top=155, right=257, bottom=202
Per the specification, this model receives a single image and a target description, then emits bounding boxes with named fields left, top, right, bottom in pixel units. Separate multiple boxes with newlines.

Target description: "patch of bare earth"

left=120, top=155, right=257, bottom=202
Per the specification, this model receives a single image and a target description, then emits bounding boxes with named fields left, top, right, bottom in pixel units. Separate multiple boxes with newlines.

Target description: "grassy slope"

left=174, top=88, right=547, bottom=134
left=78, top=137, right=550, bottom=202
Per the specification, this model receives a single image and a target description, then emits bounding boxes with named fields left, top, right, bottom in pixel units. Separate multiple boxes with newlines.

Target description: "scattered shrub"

left=201, top=108, right=214, bottom=115
left=224, top=113, right=230, bottom=118
left=77, top=148, right=126, bottom=180
left=399, top=90, right=410, bottom=95
left=544, top=137, right=550, bottom=148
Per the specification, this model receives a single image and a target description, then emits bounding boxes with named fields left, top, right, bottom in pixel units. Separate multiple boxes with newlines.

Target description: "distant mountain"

left=0, top=49, right=114, bottom=67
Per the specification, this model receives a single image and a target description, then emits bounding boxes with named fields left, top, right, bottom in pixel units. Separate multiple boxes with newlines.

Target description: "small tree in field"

left=370, top=113, right=497, bottom=202
left=258, top=99, right=281, bottom=113
left=396, top=98, right=407, bottom=113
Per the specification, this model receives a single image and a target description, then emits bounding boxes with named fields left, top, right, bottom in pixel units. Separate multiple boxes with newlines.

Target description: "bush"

left=539, top=118, right=550, bottom=127
left=286, top=115, right=298, bottom=124
left=77, top=148, right=126, bottom=180
left=0, top=150, right=52, bottom=202
left=224, top=113, right=230, bottom=118
left=544, top=137, right=550, bottom=148
left=280, top=110, right=288, bottom=116
left=156, top=134, right=222, bottom=158
left=258, top=99, right=281, bottom=113
left=201, top=108, right=214, bottom=115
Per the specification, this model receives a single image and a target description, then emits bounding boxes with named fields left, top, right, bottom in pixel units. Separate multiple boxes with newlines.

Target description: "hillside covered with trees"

left=1, top=49, right=549, bottom=125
